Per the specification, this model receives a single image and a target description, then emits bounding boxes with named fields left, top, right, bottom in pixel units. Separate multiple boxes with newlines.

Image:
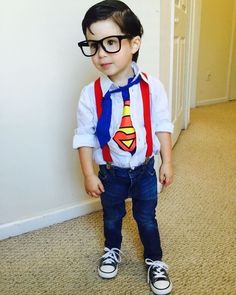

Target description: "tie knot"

left=110, top=74, right=141, bottom=101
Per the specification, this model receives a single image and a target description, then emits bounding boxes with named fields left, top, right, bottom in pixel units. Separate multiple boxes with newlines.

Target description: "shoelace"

left=101, top=247, right=123, bottom=264
left=145, top=259, right=169, bottom=283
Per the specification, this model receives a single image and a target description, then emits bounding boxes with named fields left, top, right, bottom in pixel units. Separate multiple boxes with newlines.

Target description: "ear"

left=131, top=36, right=141, bottom=54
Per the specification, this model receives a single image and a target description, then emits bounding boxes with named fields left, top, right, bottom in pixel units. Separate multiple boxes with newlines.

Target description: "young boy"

left=73, top=1, right=173, bottom=294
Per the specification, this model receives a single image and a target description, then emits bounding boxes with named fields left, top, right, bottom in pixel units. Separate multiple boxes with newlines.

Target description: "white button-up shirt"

left=73, top=62, right=173, bottom=169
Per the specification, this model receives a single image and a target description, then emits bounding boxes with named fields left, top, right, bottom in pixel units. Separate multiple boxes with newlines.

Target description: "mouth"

left=100, top=62, right=112, bottom=69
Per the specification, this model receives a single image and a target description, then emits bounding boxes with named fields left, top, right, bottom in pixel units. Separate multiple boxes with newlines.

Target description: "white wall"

left=229, top=2, right=236, bottom=100
left=0, top=0, right=160, bottom=237
left=196, top=0, right=235, bottom=105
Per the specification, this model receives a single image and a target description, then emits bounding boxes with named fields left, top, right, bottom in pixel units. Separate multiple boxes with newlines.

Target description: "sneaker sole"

left=98, top=266, right=118, bottom=279
left=150, top=282, right=172, bottom=295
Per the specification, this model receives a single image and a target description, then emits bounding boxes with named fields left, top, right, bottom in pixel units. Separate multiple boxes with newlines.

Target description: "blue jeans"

left=98, top=157, right=163, bottom=261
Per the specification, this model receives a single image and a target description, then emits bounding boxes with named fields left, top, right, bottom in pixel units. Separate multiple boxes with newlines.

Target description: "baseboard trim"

left=196, top=97, right=228, bottom=107
left=0, top=199, right=102, bottom=241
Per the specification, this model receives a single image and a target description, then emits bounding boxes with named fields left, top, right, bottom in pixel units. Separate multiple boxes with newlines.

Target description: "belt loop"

left=144, top=157, right=150, bottom=165
left=106, top=162, right=112, bottom=170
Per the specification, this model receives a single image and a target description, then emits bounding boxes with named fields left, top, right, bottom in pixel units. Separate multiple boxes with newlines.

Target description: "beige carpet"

left=1, top=101, right=236, bottom=295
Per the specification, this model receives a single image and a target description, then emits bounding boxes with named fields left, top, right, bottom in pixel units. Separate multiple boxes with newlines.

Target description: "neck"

left=108, top=65, right=134, bottom=87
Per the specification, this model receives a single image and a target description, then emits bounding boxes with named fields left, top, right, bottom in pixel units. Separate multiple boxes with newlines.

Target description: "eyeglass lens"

left=82, top=36, right=122, bottom=56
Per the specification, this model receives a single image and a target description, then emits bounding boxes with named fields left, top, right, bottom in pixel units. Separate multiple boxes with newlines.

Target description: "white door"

left=172, top=0, right=189, bottom=144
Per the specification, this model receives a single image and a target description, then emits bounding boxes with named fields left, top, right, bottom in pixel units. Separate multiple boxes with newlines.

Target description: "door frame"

left=160, top=0, right=202, bottom=132
left=187, top=0, right=202, bottom=110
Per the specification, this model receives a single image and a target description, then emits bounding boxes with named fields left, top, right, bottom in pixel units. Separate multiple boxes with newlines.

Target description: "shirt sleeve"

left=72, top=86, right=97, bottom=149
left=150, top=77, right=174, bottom=134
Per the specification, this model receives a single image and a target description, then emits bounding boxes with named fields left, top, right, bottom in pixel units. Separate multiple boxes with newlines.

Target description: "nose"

left=97, top=44, right=107, bottom=57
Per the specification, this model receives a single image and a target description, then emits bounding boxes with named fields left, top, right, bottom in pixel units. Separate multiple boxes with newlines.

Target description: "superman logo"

left=113, top=100, right=136, bottom=153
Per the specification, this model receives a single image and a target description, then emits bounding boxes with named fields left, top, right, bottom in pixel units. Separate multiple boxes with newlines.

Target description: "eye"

left=107, top=39, right=115, bottom=46
left=88, top=41, right=97, bottom=49
left=104, top=37, right=119, bottom=47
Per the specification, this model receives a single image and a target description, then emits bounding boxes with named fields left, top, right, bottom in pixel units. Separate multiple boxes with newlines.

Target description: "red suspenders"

left=141, top=73, right=153, bottom=158
left=94, top=79, right=113, bottom=163
left=94, top=74, right=153, bottom=163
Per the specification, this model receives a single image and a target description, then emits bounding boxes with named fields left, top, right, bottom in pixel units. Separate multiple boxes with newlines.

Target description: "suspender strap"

left=140, top=73, right=153, bottom=157
left=94, top=78, right=112, bottom=163
left=94, top=73, right=153, bottom=162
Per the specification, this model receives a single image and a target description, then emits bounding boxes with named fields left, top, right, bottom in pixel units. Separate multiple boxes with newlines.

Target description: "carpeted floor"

left=0, top=101, right=236, bottom=295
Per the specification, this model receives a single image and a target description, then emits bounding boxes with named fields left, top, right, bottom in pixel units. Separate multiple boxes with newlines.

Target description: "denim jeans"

left=98, top=157, right=163, bottom=261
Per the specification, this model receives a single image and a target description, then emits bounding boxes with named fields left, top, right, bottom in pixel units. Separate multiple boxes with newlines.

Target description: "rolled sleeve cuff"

left=155, top=121, right=174, bottom=134
left=72, top=133, right=97, bottom=149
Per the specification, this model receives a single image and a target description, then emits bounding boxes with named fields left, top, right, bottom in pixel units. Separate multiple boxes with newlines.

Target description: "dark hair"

left=82, top=0, right=143, bottom=62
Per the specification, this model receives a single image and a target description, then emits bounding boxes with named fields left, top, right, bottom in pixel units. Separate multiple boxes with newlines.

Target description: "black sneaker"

left=145, top=259, right=172, bottom=295
left=98, top=247, right=122, bottom=279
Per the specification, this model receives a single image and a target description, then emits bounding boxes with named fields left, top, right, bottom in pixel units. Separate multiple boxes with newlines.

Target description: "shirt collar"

left=99, top=62, right=149, bottom=96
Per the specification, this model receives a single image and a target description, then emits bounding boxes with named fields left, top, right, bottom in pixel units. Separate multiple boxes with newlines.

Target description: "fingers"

left=159, top=162, right=173, bottom=187
left=163, top=176, right=172, bottom=186
left=87, top=181, right=105, bottom=198
left=159, top=174, right=165, bottom=184
left=159, top=171, right=166, bottom=184
left=87, top=191, right=100, bottom=198
left=159, top=173, right=173, bottom=187
left=87, top=189, right=100, bottom=198
left=98, top=182, right=105, bottom=193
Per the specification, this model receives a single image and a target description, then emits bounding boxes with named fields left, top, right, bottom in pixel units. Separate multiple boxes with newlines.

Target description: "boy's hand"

left=84, top=174, right=105, bottom=198
left=159, top=162, right=173, bottom=187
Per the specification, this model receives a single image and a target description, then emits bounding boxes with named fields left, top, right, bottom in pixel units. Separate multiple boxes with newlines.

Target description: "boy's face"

left=86, top=19, right=141, bottom=85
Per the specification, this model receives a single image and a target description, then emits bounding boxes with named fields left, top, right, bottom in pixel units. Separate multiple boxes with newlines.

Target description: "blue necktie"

left=96, top=75, right=141, bottom=148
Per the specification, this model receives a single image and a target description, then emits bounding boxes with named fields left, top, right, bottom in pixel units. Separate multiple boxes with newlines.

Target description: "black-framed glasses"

left=78, top=35, right=132, bottom=57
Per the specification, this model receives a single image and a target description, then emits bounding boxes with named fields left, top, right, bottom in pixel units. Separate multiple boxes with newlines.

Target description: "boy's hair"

left=82, top=0, right=143, bottom=62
